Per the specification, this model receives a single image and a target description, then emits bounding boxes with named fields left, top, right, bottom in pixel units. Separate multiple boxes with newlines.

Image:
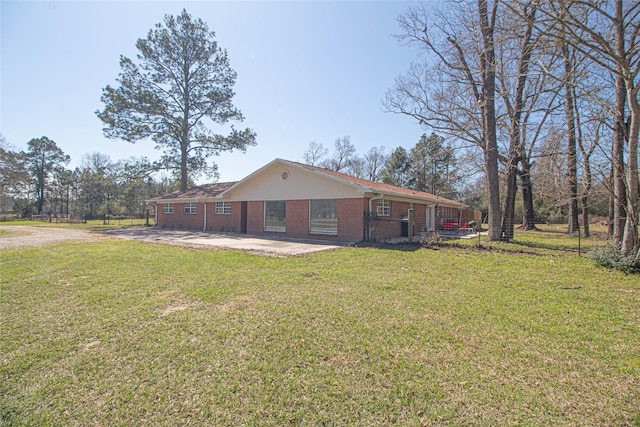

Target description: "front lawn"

left=1, top=234, right=638, bottom=426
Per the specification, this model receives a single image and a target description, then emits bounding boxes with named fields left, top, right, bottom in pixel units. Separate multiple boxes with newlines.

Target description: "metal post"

left=578, top=222, right=581, bottom=257
left=408, top=208, right=413, bottom=243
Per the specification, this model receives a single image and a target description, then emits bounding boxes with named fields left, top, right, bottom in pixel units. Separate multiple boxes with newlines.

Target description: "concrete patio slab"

left=108, top=228, right=350, bottom=256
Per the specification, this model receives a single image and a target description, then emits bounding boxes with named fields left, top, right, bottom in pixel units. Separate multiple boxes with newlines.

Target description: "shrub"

left=586, top=245, right=640, bottom=274
left=420, top=232, right=442, bottom=247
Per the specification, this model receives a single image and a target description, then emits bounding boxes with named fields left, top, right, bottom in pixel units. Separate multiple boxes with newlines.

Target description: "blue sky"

left=1, top=1, right=430, bottom=182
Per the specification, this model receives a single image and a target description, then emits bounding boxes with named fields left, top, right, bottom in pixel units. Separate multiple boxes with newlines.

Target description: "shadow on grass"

left=356, top=238, right=568, bottom=256
left=355, top=241, right=423, bottom=252
left=506, top=239, right=580, bottom=253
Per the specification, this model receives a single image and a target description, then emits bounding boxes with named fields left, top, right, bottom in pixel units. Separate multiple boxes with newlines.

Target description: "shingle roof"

left=289, top=161, right=465, bottom=207
left=149, top=182, right=236, bottom=202
left=148, top=159, right=465, bottom=208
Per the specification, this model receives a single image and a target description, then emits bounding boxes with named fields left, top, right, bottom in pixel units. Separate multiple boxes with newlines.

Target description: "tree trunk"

left=562, top=42, right=579, bottom=234
left=574, top=82, right=593, bottom=239
left=612, top=0, right=633, bottom=250
left=621, top=83, right=639, bottom=254
left=501, top=155, right=518, bottom=240
left=180, top=143, right=189, bottom=192
left=500, top=0, right=537, bottom=241
left=478, top=0, right=502, bottom=242
left=608, top=167, right=615, bottom=236
left=581, top=193, right=590, bottom=238
left=520, top=161, right=537, bottom=230
left=612, top=76, right=627, bottom=246
left=580, top=147, right=592, bottom=238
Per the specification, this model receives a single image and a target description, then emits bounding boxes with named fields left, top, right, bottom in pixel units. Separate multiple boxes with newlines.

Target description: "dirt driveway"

left=0, top=226, right=347, bottom=256
left=0, top=226, right=100, bottom=249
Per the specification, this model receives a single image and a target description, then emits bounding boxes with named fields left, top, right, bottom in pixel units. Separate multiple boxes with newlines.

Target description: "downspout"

left=368, top=193, right=384, bottom=241
left=200, top=199, right=207, bottom=232
left=152, top=202, right=158, bottom=227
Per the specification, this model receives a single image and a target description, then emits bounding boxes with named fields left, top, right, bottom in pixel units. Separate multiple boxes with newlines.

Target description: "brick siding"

left=369, top=200, right=430, bottom=240
left=156, top=202, right=204, bottom=230
left=206, top=201, right=242, bottom=233
left=245, top=198, right=364, bottom=242
left=157, top=197, right=439, bottom=242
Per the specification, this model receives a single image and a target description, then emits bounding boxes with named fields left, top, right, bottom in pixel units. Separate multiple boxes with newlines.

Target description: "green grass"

left=1, top=231, right=639, bottom=426
left=439, top=224, right=611, bottom=255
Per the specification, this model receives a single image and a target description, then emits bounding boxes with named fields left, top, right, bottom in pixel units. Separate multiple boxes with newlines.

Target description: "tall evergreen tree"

left=380, top=147, right=410, bottom=188
left=97, top=9, right=256, bottom=191
left=25, top=137, right=70, bottom=214
left=408, top=133, right=457, bottom=197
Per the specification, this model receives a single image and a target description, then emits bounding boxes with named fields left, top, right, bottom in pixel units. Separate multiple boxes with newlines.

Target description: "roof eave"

left=364, top=190, right=466, bottom=208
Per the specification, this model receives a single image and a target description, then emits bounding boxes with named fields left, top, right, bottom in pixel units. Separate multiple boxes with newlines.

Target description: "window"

left=184, top=202, right=197, bottom=214
left=162, top=203, right=174, bottom=214
left=215, top=201, right=231, bottom=215
left=310, top=199, right=337, bottom=235
left=265, top=201, right=286, bottom=231
left=377, top=199, right=391, bottom=216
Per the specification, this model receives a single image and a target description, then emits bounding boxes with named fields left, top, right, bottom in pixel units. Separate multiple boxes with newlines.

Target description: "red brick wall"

left=369, top=200, right=408, bottom=240
left=413, top=203, right=427, bottom=232
left=156, top=199, right=445, bottom=241
left=336, top=198, right=366, bottom=242
left=245, top=198, right=364, bottom=242
left=284, top=200, right=310, bottom=238
left=367, top=200, right=430, bottom=240
left=205, top=201, right=242, bottom=233
left=158, top=198, right=395, bottom=242
left=246, top=201, right=264, bottom=236
left=156, top=202, right=204, bottom=230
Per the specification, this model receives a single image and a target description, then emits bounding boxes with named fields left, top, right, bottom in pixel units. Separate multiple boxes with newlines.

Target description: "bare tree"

left=321, top=136, right=357, bottom=173
left=303, top=141, right=328, bottom=166
left=497, top=0, right=553, bottom=238
left=384, top=0, right=503, bottom=240
left=541, top=0, right=640, bottom=254
left=561, top=36, right=581, bottom=234
left=362, top=146, right=388, bottom=181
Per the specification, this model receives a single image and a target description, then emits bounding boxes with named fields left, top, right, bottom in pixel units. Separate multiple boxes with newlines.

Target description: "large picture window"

left=162, top=203, right=174, bottom=214
left=265, top=200, right=286, bottom=232
left=184, top=202, right=197, bottom=214
left=215, top=201, right=231, bottom=215
left=310, top=199, right=337, bottom=235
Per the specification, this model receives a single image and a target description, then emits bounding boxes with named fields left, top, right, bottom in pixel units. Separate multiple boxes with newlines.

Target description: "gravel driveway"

left=0, top=226, right=100, bottom=249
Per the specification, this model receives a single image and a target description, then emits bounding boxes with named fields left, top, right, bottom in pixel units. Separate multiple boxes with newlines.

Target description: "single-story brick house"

left=148, top=158, right=476, bottom=242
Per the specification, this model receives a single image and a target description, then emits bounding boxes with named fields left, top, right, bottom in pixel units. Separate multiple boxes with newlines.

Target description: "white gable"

left=221, top=160, right=363, bottom=201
